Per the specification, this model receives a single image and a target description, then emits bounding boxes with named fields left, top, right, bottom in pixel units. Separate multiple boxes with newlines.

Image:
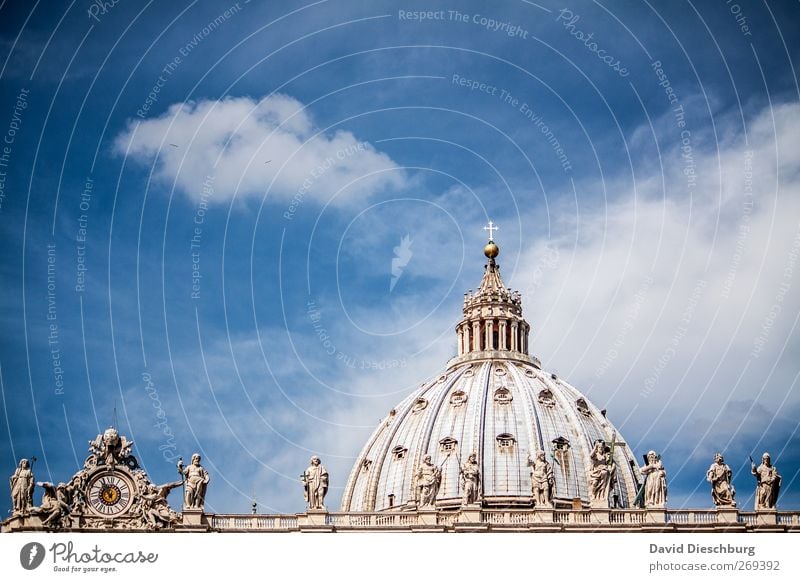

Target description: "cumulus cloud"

left=114, top=94, right=404, bottom=204
left=512, top=101, right=800, bottom=462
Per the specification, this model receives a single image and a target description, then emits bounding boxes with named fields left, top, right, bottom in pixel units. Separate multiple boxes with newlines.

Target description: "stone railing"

left=203, top=508, right=800, bottom=533
left=5, top=507, right=799, bottom=533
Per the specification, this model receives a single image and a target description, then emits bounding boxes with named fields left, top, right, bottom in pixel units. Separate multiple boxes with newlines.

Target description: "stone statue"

left=460, top=453, right=481, bottom=505
left=140, top=481, right=182, bottom=530
left=706, top=453, right=736, bottom=507
left=640, top=451, right=667, bottom=508
left=89, top=427, right=134, bottom=468
left=302, top=456, right=329, bottom=510
left=10, top=458, right=35, bottom=515
left=751, top=452, right=781, bottom=510
left=528, top=450, right=554, bottom=508
left=37, top=481, right=74, bottom=528
left=415, top=455, right=441, bottom=508
left=178, top=454, right=209, bottom=509
left=587, top=439, right=616, bottom=506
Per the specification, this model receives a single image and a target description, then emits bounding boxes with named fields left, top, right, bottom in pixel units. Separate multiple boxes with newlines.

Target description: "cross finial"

left=483, top=220, right=498, bottom=242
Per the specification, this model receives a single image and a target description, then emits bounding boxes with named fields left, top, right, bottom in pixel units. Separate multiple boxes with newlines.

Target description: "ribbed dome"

left=341, top=230, right=642, bottom=512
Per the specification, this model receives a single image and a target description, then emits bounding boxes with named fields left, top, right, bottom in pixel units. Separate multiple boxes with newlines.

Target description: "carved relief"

left=576, top=398, right=591, bottom=417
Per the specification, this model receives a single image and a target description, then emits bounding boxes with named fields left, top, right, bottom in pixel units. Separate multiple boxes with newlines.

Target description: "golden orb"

left=484, top=241, right=499, bottom=258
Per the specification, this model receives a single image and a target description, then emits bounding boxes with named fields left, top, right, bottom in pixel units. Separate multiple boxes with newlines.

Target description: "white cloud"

left=513, top=101, right=800, bottom=456
left=114, top=94, right=404, bottom=205
left=118, top=99, right=800, bottom=511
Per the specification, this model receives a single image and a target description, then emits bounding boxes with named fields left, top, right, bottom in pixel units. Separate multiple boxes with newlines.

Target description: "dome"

left=341, top=228, right=642, bottom=512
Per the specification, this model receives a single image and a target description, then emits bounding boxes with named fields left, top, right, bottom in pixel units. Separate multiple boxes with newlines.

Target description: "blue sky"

left=1, top=0, right=799, bottom=515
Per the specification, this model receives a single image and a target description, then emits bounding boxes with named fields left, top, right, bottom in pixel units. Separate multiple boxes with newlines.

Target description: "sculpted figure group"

left=5, top=436, right=210, bottom=530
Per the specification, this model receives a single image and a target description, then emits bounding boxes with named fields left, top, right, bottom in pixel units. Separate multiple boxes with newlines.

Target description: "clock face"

left=87, top=472, right=134, bottom=517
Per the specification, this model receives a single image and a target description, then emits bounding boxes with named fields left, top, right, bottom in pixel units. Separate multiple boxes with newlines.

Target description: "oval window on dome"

left=576, top=398, right=591, bottom=417
left=494, top=366, right=506, bottom=376
left=412, top=398, right=428, bottom=413
left=493, top=386, right=513, bottom=404
left=496, top=433, right=516, bottom=451
left=361, top=459, right=373, bottom=472
left=439, top=436, right=458, bottom=453
left=552, top=436, right=570, bottom=450
left=391, top=446, right=408, bottom=461
left=449, top=390, right=467, bottom=407
left=538, top=388, right=556, bottom=409
left=525, top=369, right=535, bottom=378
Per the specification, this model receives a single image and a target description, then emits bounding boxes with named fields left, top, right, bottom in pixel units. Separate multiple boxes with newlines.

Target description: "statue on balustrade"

left=751, top=452, right=780, bottom=510
left=587, top=439, right=616, bottom=506
left=178, top=453, right=210, bottom=510
left=706, top=453, right=736, bottom=507
left=528, top=450, right=554, bottom=508
left=460, top=453, right=481, bottom=505
left=9, top=458, right=35, bottom=515
left=639, top=450, right=667, bottom=508
left=302, top=455, right=329, bottom=510
left=415, top=455, right=441, bottom=508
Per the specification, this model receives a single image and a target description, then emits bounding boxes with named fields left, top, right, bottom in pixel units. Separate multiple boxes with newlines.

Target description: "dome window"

left=412, top=398, right=428, bottom=413
left=391, top=446, right=408, bottom=461
left=437, top=374, right=448, bottom=383
left=449, top=390, right=467, bottom=407
left=494, top=366, right=506, bottom=376
left=361, top=459, right=373, bottom=472
left=576, top=398, right=591, bottom=417
left=525, top=369, right=535, bottom=377
left=552, top=436, right=570, bottom=451
left=496, top=433, right=516, bottom=450
left=439, top=437, right=458, bottom=453
left=493, top=386, right=513, bottom=404
left=538, top=388, right=556, bottom=409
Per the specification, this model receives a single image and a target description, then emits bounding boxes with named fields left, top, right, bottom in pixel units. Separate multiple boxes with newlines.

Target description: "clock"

left=87, top=471, right=135, bottom=517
